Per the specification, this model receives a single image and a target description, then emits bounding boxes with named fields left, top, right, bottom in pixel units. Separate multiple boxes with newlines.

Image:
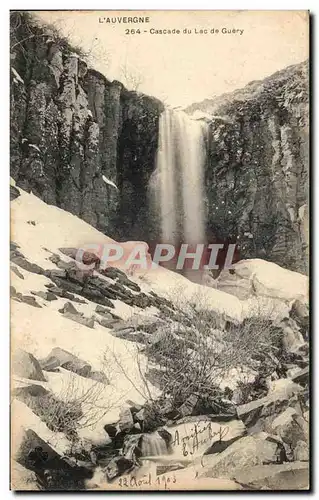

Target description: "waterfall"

left=155, top=109, right=208, bottom=278
left=123, top=432, right=168, bottom=460
left=141, top=432, right=168, bottom=457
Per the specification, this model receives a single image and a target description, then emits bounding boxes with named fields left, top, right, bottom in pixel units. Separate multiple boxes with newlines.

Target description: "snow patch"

left=102, top=175, right=118, bottom=190
left=11, top=67, right=24, bottom=85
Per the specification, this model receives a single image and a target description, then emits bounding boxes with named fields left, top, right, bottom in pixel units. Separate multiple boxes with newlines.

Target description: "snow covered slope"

left=11, top=188, right=308, bottom=445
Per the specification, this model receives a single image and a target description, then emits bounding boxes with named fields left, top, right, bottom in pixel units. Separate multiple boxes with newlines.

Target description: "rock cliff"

left=10, top=13, right=308, bottom=273
left=187, top=61, right=309, bottom=273
left=10, top=12, right=163, bottom=239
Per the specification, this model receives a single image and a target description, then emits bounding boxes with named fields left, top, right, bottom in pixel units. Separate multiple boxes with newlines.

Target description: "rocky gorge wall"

left=187, top=61, right=309, bottom=274
left=10, top=12, right=163, bottom=240
left=10, top=13, right=309, bottom=274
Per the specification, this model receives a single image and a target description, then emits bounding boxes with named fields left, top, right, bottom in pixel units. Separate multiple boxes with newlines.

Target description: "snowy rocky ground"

left=10, top=183, right=309, bottom=491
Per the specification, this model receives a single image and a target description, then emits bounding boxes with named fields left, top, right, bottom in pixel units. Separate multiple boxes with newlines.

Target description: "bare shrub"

left=120, top=62, right=144, bottom=91
left=10, top=11, right=110, bottom=69
left=104, top=295, right=285, bottom=417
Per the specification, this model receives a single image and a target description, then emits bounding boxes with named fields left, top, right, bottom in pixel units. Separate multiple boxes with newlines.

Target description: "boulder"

left=177, top=394, right=199, bottom=418
left=11, top=265, right=24, bottom=280
left=81, top=285, right=115, bottom=308
left=39, top=347, right=91, bottom=377
left=14, top=294, right=42, bottom=308
left=290, top=299, right=309, bottom=339
left=199, top=432, right=286, bottom=480
left=291, top=366, right=309, bottom=386
left=233, top=462, right=309, bottom=490
left=267, top=378, right=304, bottom=398
left=237, top=381, right=303, bottom=428
left=89, top=371, right=109, bottom=384
left=229, top=260, right=308, bottom=304
left=95, top=305, right=113, bottom=318
left=104, top=456, right=134, bottom=481
left=216, top=269, right=252, bottom=299
left=279, top=318, right=305, bottom=353
left=270, top=407, right=308, bottom=448
left=10, top=184, right=21, bottom=201
left=118, top=407, right=134, bottom=433
left=10, top=255, right=44, bottom=275
left=31, top=290, right=57, bottom=301
left=103, top=424, right=118, bottom=439
left=59, top=247, right=100, bottom=266
left=13, top=383, right=49, bottom=402
left=97, top=317, right=119, bottom=329
left=12, top=349, right=46, bottom=382
left=14, top=428, right=63, bottom=470
left=11, top=460, right=41, bottom=490
left=58, top=301, right=81, bottom=315
left=44, top=285, right=86, bottom=303
left=48, top=276, right=83, bottom=296
left=293, top=440, right=309, bottom=461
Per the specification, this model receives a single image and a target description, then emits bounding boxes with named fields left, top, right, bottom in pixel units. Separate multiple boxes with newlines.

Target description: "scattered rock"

left=59, top=247, right=100, bottom=266
left=13, top=383, right=49, bottom=401
left=177, top=394, right=199, bottom=418
left=11, top=266, right=24, bottom=280
left=11, top=460, right=41, bottom=490
left=10, top=255, right=44, bottom=275
left=291, top=366, right=309, bottom=386
left=270, top=407, right=308, bottom=449
left=31, top=290, right=57, bottom=301
left=279, top=318, right=305, bottom=353
left=293, top=440, right=309, bottom=461
left=118, top=408, right=134, bottom=433
left=39, top=347, right=91, bottom=377
left=58, top=301, right=81, bottom=316
left=48, top=254, right=75, bottom=270
left=81, top=284, right=115, bottom=308
left=134, top=408, right=145, bottom=424
left=199, top=432, right=286, bottom=479
left=14, top=428, right=62, bottom=470
left=237, top=383, right=304, bottom=428
left=104, top=424, right=118, bottom=439
left=290, top=299, right=309, bottom=339
left=12, top=349, right=46, bottom=382
left=90, top=371, right=109, bottom=384
left=97, top=317, right=119, bottom=329
left=63, top=312, right=95, bottom=329
left=95, top=305, right=113, bottom=318
left=10, top=185, right=21, bottom=201
left=19, top=295, right=42, bottom=308
left=44, top=285, right=86, bottom=303
left=105, top=456, right=134, bottom=481
left=233, top=462, right=309, bottom=490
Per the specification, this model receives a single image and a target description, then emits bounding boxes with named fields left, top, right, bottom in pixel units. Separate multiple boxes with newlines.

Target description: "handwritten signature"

left=171, top=422, right=230, bottom=456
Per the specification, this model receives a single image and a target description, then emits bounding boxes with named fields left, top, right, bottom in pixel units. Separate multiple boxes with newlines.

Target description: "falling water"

left=123, top=432, right=168, bottom=460
left=140, top=432, right=168, bottom=457
left=155, top=109, right=208, bottom=278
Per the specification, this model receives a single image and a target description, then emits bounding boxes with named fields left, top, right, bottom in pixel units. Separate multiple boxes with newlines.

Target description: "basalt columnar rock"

left=186, top=61, right=309, bottom=274
left=10, top=12, right=163, bottom=240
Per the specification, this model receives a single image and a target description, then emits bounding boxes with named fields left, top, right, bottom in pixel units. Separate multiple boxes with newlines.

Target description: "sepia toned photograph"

left=10, top=10, right=309, bottom=491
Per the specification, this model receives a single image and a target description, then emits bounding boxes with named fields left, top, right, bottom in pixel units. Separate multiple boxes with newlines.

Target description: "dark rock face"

left=10, top=14, right=308, bottom=274
left=187, top=61, right=309, bottom=273
left=10, top=13, right=163, bottom=239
